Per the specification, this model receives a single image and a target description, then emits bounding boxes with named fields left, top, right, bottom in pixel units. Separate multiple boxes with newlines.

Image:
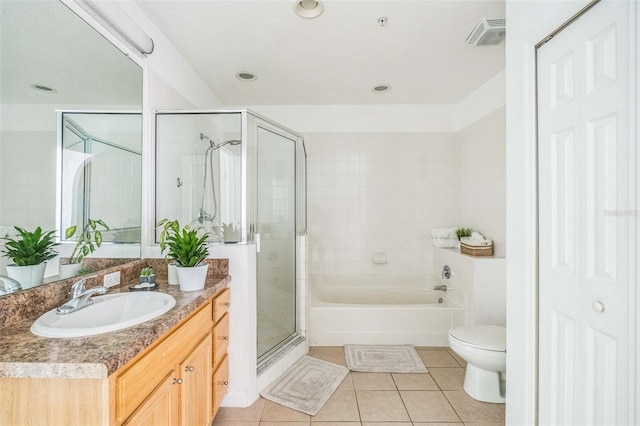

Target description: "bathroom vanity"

left=0, top=262, right=230, bottom=426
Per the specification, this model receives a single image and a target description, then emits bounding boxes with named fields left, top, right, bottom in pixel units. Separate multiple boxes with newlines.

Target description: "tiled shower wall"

left=305, top=132, right=459, bottom=276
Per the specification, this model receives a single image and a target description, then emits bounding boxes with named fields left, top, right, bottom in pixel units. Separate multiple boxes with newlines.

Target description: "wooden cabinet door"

left=212, top=354, right=229, bottom=419
left=124, top=372, right=179, bottom=426
left=213, top=313, right=230, bottom=368
left=180, top=334, right=212, bottom=426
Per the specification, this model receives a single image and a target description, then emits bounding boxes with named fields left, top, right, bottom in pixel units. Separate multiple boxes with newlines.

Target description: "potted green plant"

left=221, top=222, right=241, bottom=243
left=1, top=226, right=59, bottom=288
left=139, top=266, right=156, bottom=284
left=157, top=218, right=181, bottom=285
left=60, top=219, right=109, bottom=278
left=165, top=225, right=209, bottom=291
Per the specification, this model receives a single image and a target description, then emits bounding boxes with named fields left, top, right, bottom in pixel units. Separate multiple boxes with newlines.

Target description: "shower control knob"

left=592, top=300, right=605, bottom=313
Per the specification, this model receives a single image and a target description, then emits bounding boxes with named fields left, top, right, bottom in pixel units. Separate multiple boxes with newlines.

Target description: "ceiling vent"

left=466, top=18, right=506, bottom=46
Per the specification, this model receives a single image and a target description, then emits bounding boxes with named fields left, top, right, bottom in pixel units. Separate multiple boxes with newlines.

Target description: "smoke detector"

left=466, top=18, right=506, bottom=46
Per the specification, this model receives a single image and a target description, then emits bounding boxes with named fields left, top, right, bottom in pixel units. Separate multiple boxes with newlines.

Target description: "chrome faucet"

left=0, top=275, right=22, bottom=294
left=433, top=284, right=448, bottom=291
left=57, top=276, right=107, bottom=315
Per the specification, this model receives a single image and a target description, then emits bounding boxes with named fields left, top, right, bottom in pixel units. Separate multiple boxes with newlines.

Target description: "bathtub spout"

left=433, top=285, right=448, bottom=291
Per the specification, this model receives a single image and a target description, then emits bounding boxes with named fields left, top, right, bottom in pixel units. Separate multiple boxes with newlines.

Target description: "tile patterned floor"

left=213, top=346, right=505, bottom=426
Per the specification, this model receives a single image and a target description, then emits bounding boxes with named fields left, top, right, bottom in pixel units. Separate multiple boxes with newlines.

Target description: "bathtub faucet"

left=433, top=285, right=448, bottom=291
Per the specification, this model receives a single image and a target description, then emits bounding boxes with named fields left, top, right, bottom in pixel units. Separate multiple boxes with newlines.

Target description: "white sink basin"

left=31, top=292, right=176, bottom=338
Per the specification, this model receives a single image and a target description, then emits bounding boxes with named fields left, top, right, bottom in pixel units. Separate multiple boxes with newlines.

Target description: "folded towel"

left=460, top=237, right=492, bottom=247
left=470, top=231, right=485, bottom=242
left=432, top=237, right=459, bottom=248
left=431, top=227, right=458, bottom=239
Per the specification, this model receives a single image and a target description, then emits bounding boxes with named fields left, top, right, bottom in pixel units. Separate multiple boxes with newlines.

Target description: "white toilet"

left=448, top=324, right=506, bottom=403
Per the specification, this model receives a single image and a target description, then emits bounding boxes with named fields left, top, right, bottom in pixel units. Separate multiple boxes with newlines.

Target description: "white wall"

left=505, top=0, right=592, bottom=424
left=458, top=106, right=506, bottom=257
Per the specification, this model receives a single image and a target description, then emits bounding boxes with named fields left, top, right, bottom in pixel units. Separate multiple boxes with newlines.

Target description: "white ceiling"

left=0, top=0, right=142, bottom=106
left=136, top=0, right=506, bottom=106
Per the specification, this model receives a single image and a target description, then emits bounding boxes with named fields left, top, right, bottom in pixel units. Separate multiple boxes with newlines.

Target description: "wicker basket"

left=460, top=242, right=493, bottom=257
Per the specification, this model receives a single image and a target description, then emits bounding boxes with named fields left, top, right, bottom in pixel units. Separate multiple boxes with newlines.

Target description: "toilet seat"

left=449, top=325, right=506, bottom=352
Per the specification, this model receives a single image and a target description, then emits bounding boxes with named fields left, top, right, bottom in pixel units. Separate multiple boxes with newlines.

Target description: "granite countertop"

left=0, top=276, right=230, bottom=380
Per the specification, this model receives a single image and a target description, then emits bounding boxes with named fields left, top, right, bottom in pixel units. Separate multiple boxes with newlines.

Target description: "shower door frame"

left=251, top=115, right=306, bottom=372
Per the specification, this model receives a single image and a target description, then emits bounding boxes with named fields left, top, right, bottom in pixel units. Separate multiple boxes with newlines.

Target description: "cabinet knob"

left=223, top=302, right=230, bottom=307
left=219, top=380, right=228, bottom=386
left=221, top=336, right=229, bottom=341
left=185, top=366, right=195, bottom=372
left=173, top=378, right=183, bottom=385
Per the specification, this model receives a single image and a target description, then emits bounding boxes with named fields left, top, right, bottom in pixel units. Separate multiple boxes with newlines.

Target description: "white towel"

left=430, top=227, right=458, bottom=239
left=432, top=237, right=459, bottom=248
left=470, top=231, right=485, bottom=242
left=460, top=237, right=492, bottom=247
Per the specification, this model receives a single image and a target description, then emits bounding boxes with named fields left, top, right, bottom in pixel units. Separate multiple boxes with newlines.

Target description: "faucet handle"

left=70, top=275, right=98, bottom=298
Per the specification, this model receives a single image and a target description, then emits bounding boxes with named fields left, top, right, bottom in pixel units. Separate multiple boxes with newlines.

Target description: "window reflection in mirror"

left=59, top=112, right=142, bottom=245
left=0, top=0, right=143, bottom=292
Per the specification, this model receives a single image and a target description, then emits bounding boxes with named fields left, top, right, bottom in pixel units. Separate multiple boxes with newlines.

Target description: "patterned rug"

left=260, top=356, right=349, bottom=416
left=344, top=344, right=428, bottom=373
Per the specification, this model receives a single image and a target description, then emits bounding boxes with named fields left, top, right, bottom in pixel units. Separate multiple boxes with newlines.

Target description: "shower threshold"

left=257, top=334, right=305, bottom=376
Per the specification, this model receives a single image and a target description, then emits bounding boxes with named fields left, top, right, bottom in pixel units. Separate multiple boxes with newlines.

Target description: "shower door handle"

left=255, top=233, right=261, bottom=253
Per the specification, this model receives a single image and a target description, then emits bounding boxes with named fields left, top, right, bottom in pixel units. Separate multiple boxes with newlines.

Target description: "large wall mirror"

left=0, top=0, right=143, bottom=293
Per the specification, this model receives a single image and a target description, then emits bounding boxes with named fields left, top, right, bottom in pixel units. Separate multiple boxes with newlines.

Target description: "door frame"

left=506, top=0, right=638, bottom=423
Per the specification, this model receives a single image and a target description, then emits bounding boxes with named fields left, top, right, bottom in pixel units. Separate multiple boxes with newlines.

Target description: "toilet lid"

left=449, top=325, right=506, bottom=352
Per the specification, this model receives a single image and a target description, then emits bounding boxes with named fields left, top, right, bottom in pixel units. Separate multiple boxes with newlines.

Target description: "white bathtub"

left=309, top=275, right=466, bottom=347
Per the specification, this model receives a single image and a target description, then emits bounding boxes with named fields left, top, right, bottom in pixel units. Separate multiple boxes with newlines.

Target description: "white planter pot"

left=167, top=263, right=179, bottom=285
left=59, top=263, right=83, bottom=279
left=5, top=263, right=47, bottom=289
left=176, top=263, right=208, bottom=292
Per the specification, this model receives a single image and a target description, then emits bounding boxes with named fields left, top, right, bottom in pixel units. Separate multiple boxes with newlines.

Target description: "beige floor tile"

left=313, top=423, right=361, bottom=426
left=214, top=398, right=266, bottom=422
left=429, top=367, right=466, bottom=390
left=463, top=423, right=505, bottom=426
left=356, top=390, right=410, bottom=422
left=414, top=423, right=463, bottom=426
left=362, top=423, right=412, bottom=426
left=352, top=372, right=396, bottom=390
left=447, top=348, right=467, bottom=367
left=391, top=373, right=439, bottom=390
left=400, top=390, right=460, bottom=423
left=312, top=390, right=360, bottom=422
left=260, top=423, right=309, bottom=426
left=261, top=399, right=311, bottom=422
left=444, top=391, right=505, bottom=423
left=415, top=348, right=460, bottom=367
left=213, top=422, right=260, bottom=426
left=309, top=346, right=347, bottom=366
left=336, top=372, right=355, bottom=391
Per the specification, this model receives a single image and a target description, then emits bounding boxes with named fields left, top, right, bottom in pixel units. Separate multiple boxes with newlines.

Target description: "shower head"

left=200, top=133, right=240, bottom=149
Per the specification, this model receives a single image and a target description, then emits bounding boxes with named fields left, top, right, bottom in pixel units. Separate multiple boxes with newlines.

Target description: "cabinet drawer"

left=213, top=313, right=229, bottom=368
left=115, top=302, right=213, bottom=423
left=212, top=354, right=229, bottom=419
left=212, top=288, right=230, bottom=324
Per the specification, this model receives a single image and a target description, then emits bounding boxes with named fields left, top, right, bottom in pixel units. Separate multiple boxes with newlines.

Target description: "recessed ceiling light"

left=31, top=84, right=57, bottom=93
left=294, top=0, right=324, bottom=19
left=236, top=72, right=257, bottom=82
left=372, top=84, right=391, bottom=93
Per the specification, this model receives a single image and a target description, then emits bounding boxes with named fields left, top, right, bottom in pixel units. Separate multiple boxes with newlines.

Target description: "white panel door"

left=538, top=0, right=635, bottom=424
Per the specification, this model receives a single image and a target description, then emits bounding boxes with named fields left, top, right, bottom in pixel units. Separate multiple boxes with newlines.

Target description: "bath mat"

left=344, top=344, right=427, bottom=373
left=260, top=356, right=349, bottom=416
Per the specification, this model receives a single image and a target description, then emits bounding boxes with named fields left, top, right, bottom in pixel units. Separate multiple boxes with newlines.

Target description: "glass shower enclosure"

left=155, top=110, right=306, bottom=368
